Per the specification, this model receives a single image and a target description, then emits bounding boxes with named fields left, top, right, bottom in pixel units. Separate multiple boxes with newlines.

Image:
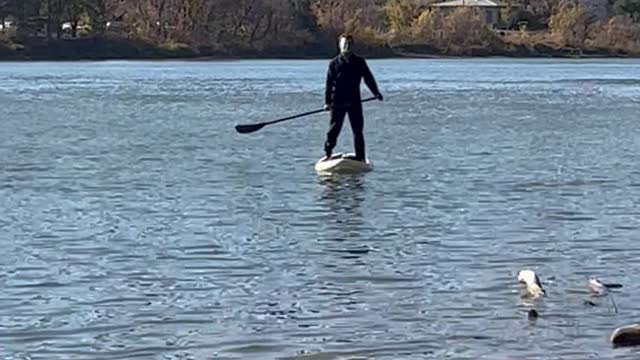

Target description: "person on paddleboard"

left=323, top=34, right=383, bottom=162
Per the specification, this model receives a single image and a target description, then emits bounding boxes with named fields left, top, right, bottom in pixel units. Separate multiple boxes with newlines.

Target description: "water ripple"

left=1, top=59, right=640, bottom=359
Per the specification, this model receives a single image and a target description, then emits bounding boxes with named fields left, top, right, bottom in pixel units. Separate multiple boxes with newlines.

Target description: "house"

left=428, top=0, right=503, bottom=27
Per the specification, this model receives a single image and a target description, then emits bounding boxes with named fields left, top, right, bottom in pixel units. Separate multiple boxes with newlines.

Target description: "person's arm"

left=325, top=62, right=336, bottom=108
left=362, top=59, right=383, bottom=100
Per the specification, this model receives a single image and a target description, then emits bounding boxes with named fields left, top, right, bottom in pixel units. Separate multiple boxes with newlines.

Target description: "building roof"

left=430, top=0, right=501, bottom=7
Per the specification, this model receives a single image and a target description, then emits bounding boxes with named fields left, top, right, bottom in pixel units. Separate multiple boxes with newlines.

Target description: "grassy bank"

left=0, top=36, right=207, bottom=61
left=1, top=36, right=638, bottom=62
left=0, top=33, right=404, bottom=61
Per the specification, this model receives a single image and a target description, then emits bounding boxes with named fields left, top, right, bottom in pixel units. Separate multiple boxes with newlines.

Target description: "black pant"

left=324, top=103, right=365, bottom=160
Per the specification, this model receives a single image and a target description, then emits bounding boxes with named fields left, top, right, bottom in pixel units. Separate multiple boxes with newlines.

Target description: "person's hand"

left=324, top=104, right=332, bottom=111
left=376, top=93, right=384, bottom=101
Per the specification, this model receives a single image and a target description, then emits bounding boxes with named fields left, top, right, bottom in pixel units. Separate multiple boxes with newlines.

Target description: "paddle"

left=234, top=96, right=378, bottom=134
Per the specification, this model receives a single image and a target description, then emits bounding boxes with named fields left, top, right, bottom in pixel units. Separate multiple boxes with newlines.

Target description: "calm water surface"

left=1, top=58, right=640, bottom=359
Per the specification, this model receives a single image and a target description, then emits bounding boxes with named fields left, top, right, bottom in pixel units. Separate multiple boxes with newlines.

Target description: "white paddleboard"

left=314, top=152, right=373, bottom=175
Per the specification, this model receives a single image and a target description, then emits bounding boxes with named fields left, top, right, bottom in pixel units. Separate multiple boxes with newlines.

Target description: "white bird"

left=589, top=277, right=623, bottom=295
left=589, top=278, right=608, bottom=296
left=518, top=269, right=546, bottom=298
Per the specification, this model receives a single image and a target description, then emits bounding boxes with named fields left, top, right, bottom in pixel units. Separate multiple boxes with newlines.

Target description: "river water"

left=1, top=58, right=640, bottom=359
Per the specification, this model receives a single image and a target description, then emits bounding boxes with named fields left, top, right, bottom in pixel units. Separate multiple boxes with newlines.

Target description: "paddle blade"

left=235, top=123, right=266, bottom=134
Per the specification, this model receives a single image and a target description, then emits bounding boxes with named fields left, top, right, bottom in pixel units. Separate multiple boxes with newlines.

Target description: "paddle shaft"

left=235, top=96, right=378, bottom=134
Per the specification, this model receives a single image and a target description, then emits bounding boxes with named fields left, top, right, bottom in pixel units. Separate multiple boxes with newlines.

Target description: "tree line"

left=1, top=0, right=640, bottom=57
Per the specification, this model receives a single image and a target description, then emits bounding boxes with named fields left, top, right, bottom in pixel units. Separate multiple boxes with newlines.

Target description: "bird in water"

left=517, top=269, right=546, bottom=299
left=611, top=324, right=640, bottom=347
left=588, top=277, right=623, bottom=297
left=586, top=277, right=623, bottom=313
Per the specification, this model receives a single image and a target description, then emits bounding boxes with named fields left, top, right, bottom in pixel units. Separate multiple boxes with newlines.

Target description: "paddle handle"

left=234, top=96, right=379, bottom=134
left=267, top=96, right=377, bottom=126
left=264, top=108, right=325, bottom=126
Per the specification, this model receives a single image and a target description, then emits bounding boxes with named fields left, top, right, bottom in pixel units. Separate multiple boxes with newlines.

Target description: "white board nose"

left=315, top=153, right=373, bottom=175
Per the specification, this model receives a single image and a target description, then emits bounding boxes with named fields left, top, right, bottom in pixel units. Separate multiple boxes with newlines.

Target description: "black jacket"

left=325, top=53, right=380, bottom=106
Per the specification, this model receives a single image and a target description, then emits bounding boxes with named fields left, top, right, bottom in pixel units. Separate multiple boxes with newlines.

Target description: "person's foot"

left=322, top=154, right=332, bottom=161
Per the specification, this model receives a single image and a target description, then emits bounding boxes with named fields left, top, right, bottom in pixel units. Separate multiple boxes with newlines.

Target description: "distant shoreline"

left=1, top=37, right=639, bottom=62
left=3, top=51, right=638, bottom=62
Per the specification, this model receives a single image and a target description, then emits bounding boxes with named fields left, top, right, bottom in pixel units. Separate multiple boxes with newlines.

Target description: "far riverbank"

left=1, top=36, right=638, bottom=62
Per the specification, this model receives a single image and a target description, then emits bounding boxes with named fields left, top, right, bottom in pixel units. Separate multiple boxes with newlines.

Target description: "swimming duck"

left=517, top=269, right=546, bottom=298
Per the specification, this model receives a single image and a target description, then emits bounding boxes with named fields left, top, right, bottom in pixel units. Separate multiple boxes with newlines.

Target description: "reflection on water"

left=315, top=174, right=373, bottom=265
left=317, top=174, right=367, bottom=232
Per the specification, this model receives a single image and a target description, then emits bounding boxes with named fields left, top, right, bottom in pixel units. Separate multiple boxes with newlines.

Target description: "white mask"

left=339, top=37, right=352, bottom=55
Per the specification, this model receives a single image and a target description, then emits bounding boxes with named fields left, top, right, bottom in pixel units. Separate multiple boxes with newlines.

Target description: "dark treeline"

left=1, top=0, right=640, bottom=59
